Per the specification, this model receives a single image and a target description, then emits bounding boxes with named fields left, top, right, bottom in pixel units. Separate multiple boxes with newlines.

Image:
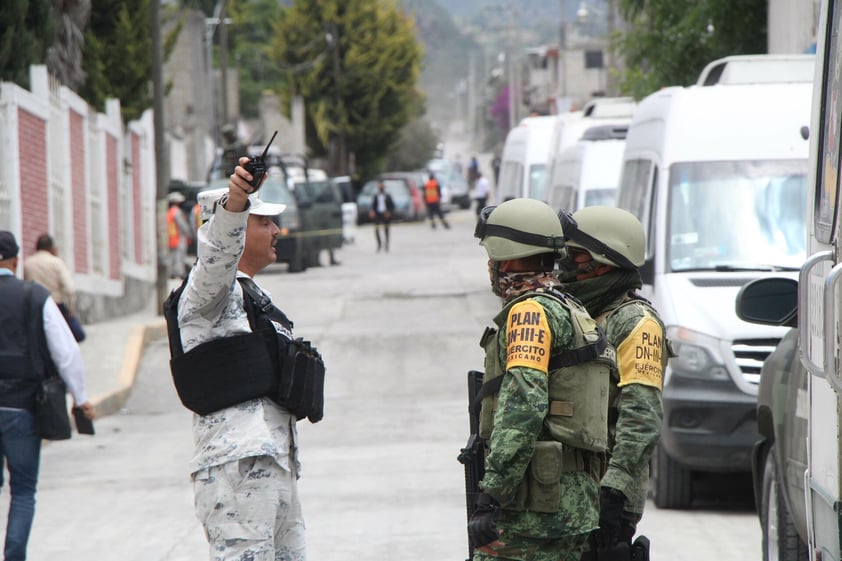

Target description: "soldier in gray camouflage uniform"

left=178, top=158, right=305, bottom=561
left=470, top=199, right=611, bottom=561
left=557, top=206, right=672, bottom=556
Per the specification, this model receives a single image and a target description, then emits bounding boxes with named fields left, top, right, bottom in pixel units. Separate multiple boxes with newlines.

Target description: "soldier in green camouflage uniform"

left=470, top=199, right=611, bottom=561
left=557, top=206, right=672, bottom=555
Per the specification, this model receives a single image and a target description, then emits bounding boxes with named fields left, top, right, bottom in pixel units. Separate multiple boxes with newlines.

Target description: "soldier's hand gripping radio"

left=242, top=130, right=278, bottom=192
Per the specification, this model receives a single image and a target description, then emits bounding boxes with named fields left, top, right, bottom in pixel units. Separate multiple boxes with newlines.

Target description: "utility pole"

left=606, top=0, right=616, bottom=96
left=151, top=0, right=169, bottom=312
left=560, top=0, right=567, bottom=98
left=206, top=0, right=229, bottom=151
left=468, top=54, right=476, bottom=141
left=328, top=22, right=347, bottom=175
left=219, top=0, right=229, bottom=126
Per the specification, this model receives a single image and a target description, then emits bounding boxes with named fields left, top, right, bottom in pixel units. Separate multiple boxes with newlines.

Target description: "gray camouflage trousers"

left=193, top=455, right=305, bottom=561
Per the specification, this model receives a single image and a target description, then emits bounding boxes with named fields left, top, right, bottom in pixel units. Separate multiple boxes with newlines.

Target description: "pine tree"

left=79, top=0, right=152, bottom=122
left=271, top=0, right=423, bottom=177
left=47, top=0, right=91, bottom=91
left=0, top=0, right=57, bottom=88
left=615, top=0, right=767, bottom=99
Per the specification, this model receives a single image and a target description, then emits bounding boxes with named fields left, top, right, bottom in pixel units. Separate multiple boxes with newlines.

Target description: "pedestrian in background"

left=369, top=179, right=395, bottom=252
left=167, top=192, right=192, bottom=279
left=467, top=155, right=480, bottom=188
left=423, top=172, right=450, bottom=230
left=469, top=199, right=612, bottom=561
left=170, top=156, right=314, bottom=561
left=473, top=171, right=490, bottom=218
left=557, top=206, right=671, bottom=558
left=0, top=230, right=94, bottom=561
left=23, top=233, right=85, bottom=342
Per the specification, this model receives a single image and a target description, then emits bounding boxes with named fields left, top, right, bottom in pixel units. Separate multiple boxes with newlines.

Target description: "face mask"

left=488, top=260, right=503, bottom=297
left=559, top=251, right=602, bottom=281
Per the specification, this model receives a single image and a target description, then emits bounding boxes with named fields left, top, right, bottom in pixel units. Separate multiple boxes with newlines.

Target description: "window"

left=617, top=159, right=652, bottom=221
left=667, top=160, right=807, bottom=272
left=584, top=50, right=604, bottom=69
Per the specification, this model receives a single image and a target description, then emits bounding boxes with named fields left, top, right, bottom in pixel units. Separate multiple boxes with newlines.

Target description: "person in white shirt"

left=0, top=230, right=94, bottom=561
left=474, top=171, right=491, bottom=218
left=23, top=233, right=85, bottom=342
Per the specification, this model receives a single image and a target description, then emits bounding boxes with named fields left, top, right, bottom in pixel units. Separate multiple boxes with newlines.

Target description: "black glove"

left=597, top=486, right=627, bottom=549
left=468, top=493, right=500, bottom=548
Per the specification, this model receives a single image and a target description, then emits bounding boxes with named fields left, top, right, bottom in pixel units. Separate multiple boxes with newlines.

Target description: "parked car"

left=268, top=153, right=344, bottom=268
left=356, top=174, right=424, bottom=224
left=288, top=174, right=344, bottom=267
left=735, top=278, right=807, bottom=561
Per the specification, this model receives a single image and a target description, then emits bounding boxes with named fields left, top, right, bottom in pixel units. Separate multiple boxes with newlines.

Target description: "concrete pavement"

left=78, top=293, right=169, bottom=418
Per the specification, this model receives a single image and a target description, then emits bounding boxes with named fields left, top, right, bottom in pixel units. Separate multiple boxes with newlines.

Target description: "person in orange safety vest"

left=424, top=172, right=450, bottom=230
left=167, top=192, right=193, bottom=279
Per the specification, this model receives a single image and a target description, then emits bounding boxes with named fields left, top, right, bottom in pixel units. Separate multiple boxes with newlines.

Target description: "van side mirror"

left=735, top=277, right=798, bottom=328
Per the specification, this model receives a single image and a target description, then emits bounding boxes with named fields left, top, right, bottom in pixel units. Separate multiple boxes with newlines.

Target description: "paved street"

left=4, top=206, right=760, bottom=560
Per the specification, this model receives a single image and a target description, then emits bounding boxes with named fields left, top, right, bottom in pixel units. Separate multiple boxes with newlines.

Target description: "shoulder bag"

left=24, top=282, right=72, bottom=440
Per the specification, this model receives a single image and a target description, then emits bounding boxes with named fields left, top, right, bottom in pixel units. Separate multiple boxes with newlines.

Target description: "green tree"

left=0, top=0, right=57, bottom=88
left=385, top=116, right=438, bottom=171
left=79, top=0, right=152, bottom=122
left=47, top=0, right=91, bottom=91
left=615, top=0, right=767, bottom=99
left=227, top=0, right=285, bottom=119
left=271, top=0, right=424, bottom=178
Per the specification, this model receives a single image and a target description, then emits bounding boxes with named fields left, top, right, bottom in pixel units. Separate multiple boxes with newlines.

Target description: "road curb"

left=91, top=319, right=168, bottom=417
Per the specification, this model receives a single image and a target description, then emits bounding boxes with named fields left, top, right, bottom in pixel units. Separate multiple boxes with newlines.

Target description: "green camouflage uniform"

left=599, top=295, right=665, bottom=516
left=563, top=272, right=667, bottom=529
left=476, top=292, right=600, bottom=561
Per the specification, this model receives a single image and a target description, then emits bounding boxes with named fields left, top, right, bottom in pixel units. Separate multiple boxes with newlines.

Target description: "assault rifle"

left=457, top=370, right=486, bottom=561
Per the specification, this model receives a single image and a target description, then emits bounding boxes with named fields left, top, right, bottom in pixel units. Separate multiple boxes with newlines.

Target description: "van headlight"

left=665, top=326, right=731, bottom=383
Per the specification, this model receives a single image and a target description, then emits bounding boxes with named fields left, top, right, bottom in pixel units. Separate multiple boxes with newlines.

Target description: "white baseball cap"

left=197, top=187, right=285, bottom=222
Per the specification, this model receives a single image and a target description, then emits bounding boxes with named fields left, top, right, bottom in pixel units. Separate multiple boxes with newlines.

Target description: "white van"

left=545, top=124, right=627, bottom=212
left=616, top=75, right=813, bottom=509
left=544, top=97, right=636, bottom=205
left=498, top=98, right=637, bottom=203
left=497, top=115, right=557, bottom=201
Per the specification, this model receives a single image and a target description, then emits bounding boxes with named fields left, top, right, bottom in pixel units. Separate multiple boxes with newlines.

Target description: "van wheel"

left=287, top=249, right=307, bottom=273
left=306, top=249, right=322, bottom=268
left=760, top=445, right=808, bottom=561
left=651, top=442, right=693, bottom=509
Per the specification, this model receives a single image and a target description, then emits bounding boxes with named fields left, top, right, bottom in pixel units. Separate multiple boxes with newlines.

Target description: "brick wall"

left=17, top=108, right=48, bottom=257
left=0, top=66, right=158, bottom=323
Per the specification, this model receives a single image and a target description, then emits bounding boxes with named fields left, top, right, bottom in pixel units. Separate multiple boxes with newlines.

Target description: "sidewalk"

left=79, top=286, right=169, bottom=417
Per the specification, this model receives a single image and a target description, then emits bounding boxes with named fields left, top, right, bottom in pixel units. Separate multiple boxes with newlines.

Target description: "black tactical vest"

left=0, top=277, right=56, bottom=409
left=163, top=276, right=325, bottom=422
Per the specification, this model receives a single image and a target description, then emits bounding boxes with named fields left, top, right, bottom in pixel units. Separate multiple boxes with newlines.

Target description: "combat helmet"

left=560, top=206, right=645, bottom=269
left=475, top=198, right=565, bottom=261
